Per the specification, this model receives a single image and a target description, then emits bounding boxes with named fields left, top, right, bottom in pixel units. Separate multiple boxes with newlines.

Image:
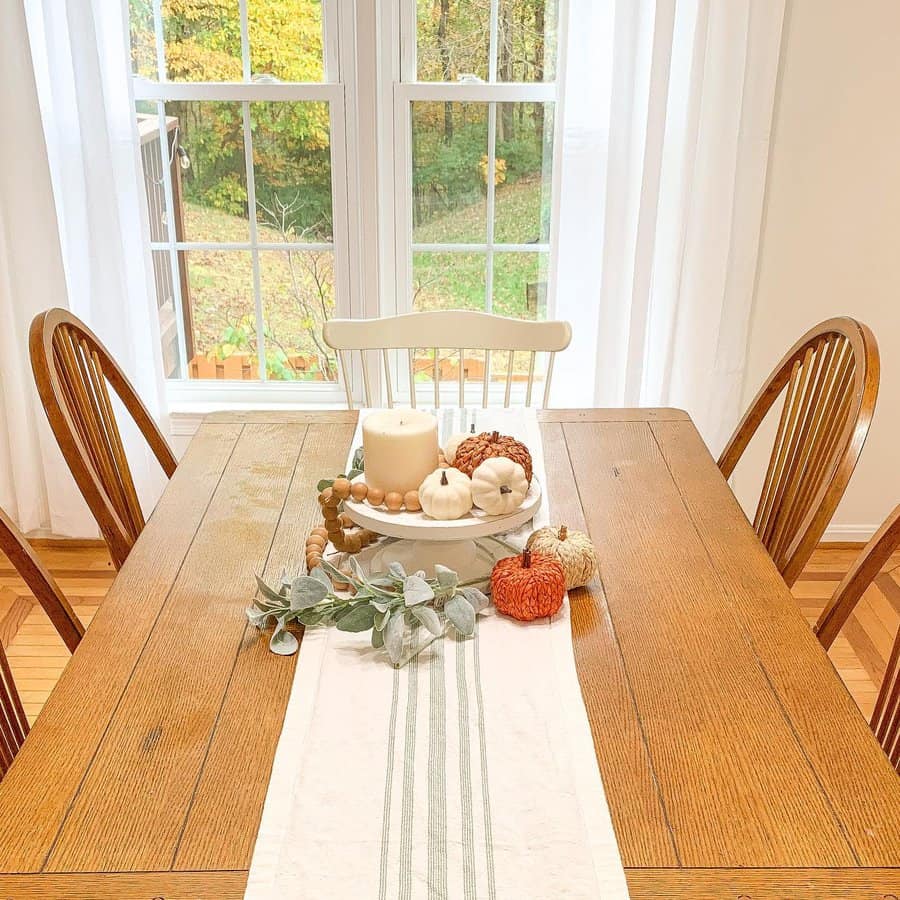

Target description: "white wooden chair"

left=322, top=311, right=572, bottom=409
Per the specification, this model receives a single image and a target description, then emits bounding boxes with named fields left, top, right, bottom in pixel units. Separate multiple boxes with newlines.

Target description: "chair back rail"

left=323, top=311, right=572, bottom=410
left=30, top=309, right=177, bottom=569
left=0, top=642, right=28, bottom=778
left=0, top=509, right=83, bottom=654
left=718, top=317, right=879, bottom=586
left=813, top=505, right=900, bottom=771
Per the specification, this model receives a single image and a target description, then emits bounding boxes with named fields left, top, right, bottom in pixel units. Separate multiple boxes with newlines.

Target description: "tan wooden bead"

left=311, top=526, right=329, bottom=540
left=350, top=481, right=368, bottom=501
left=306, top=552, right=322, bottom=570
left=339, top=512, right=354, bottom=528
left=343, top=533, right=362, bottom=553
left=367, top=486, right=385, bottom=507
left=332, top=478, right=351, bottom=500
left=384, top=492, right=403, bottom=511
left=323, top=506, right=341, bottom=522
left=318, top=487, right=333, bottom=505
left=306, top=535, right=326, bottom=551
left=403, top=490, right=421, bottom=512
left=359, top=531, right=372, bottom=548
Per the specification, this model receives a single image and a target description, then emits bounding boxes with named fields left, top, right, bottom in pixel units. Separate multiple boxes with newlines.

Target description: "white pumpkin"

left=471, top=457, right=528, bottom=516
left=418, top=467, right=473, bottom=520
left=443, top=424, right=476, bottom=465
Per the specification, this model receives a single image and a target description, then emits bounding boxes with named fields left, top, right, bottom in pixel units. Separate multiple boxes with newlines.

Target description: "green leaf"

left=371, top=626, right=385, bottom=649
left=460, top=586, right=490, bottom=613
left=296, top=608, right=326, bottom=627
left=352, top=446, right=364, bottom=471
left=388, top=561, right=407, bottom=579
left=434, top=564, right=459, bottom=590
left=269, top=627, right=300, bottom=655
left=335, top=603, right=378, bottom=633
left=310, top=566, right=332, bottom=589
left=375, top=608, right=392, bottom=631
left=445, top=594, right=476, bottom=637
left=347, top=468, right=363, bottom=480
left=403, top=575, right=434, bottom=606
left=384, top=610, right=405, bottom=664
left=411, top=605, right=444, bottom=636
left=255, top=574, right=287, bottom=605
left=246, top=607, right=273, bottom=628
left=290, top=575, right=329, bottom=610
left=317, top=478, right=335, bottom=492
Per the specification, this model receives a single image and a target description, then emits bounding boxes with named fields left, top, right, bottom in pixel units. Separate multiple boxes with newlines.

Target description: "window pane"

left=494, top=102, right=553, bottom=243
left=492, top=252, right=548, bottom=319
left=497, top=0, right=559, bottom=82
left=416, top=0, right=490, bottom=82
left=413, top=252, right=486, bottom=311
left=259, top=250, right=337, bottom=382
left=162, top=1, right=243, bottom=82
left=129, top=0, right=157, bottom=78
left=251, top=101, right=333, bottom=242
left=155, top=101, right=250, bottom=242
left=183, top=250, right=259, bottom=380
left=412, top=103, right=488, bottom=244
left=248, top=0, right=325, bottom=82
left=152, top=250, right=183, bottom=378
left=137, top=112, right=180, bottom=243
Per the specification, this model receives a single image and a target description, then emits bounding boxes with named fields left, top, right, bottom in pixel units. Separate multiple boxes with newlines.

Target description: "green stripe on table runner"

left=427, top=639, right=448, bottom=898
left=474, top=622, right=497, bottom=899
left=457, top=634, right=477, bottom=897
left=378, top=668, right=400, bottom=900
left=399, top=652, right=419, bottom=900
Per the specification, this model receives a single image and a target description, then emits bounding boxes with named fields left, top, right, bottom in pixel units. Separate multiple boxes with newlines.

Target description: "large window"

left=128, top=1, right=560, bottom=402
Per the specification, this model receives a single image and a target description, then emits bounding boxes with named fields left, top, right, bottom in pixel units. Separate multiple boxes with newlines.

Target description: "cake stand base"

left=369, top=539, right=489, bottom=582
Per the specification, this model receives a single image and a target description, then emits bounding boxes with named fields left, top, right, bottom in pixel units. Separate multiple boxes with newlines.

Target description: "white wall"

left=733, top=0, right=900, bottom=541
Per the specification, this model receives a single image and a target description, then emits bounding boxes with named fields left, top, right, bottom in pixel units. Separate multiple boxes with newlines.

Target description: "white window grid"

left=393, top=0, right=560, bottom=320
left=133, top=0, right=352, bottom=399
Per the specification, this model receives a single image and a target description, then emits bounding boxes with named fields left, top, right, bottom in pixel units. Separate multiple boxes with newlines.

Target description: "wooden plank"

left=0, top=871, right=246, bottom=898
left=625, top=867, right=900, bottom=899
left=564, top=420, right=855, bottom=868
left=205, top=410, right=358, bottom=425
left=538, top=407, right=689, bottom=423
left=44, top=423, right=307, bottom=872
left=651, top=419, right=900, bottom=867
left=0, top=423, right=243, bottom=872
left=539, top=421, right=679, bottom=867
left=175, top=422, right=356, bottom=871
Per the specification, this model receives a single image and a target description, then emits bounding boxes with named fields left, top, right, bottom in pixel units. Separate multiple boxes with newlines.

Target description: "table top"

left=0, top=408, right=897, bottom=899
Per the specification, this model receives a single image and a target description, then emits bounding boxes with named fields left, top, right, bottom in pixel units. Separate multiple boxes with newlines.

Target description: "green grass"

left=181, top=174, right=549, bottom=379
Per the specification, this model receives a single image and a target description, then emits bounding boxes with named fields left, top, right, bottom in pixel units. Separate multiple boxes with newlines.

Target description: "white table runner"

left=246, top=409, right=629, bottom=899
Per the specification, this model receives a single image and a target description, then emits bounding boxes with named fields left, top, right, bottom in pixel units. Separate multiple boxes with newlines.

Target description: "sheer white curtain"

left=0, top=0, right=169, bottom=536
left=552, top=0, right=785, bottom=454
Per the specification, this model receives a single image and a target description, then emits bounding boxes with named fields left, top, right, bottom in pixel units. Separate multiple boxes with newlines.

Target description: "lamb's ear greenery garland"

left=248, top=557, right=490, bottom=667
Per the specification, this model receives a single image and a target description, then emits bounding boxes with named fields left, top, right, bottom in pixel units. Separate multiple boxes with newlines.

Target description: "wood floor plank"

left=651, top=419, right=900, bottom=867
left=0, top=423, right=243, bottom=873
left=564, top=420, right=853, bottom=868
left=539, top=421, right=679, bottom=868
left=44, top=424, right=307, bottom=873
left=174, top=422, right=356, bottom=871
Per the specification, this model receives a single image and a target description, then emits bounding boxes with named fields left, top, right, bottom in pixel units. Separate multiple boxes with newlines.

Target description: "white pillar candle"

left=362, top=409, right=439, bottom=495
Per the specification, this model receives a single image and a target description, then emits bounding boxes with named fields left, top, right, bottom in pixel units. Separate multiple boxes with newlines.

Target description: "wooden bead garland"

left=308, top=485, right=378, bottom=570
left=525, top=524, right=597, bottom=590
left=490, top=548, right=566, bottom=622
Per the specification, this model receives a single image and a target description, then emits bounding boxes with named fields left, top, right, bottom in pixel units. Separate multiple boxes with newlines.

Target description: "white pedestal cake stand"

left=342, top=475, right=542, bottom=581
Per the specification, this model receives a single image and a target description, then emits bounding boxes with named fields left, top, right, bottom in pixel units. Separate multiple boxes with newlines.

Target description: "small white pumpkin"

left=443, top=424, right=476, bottom=465
left=418, top=467, right=473, bottom=520
left=471, top=457, right=528, bottom=516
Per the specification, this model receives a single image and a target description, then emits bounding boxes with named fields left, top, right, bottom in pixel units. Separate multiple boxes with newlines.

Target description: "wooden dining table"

left=0, top=408, right=897, bottom=898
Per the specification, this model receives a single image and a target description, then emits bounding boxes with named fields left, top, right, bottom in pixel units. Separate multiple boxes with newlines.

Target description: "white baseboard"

left=821, top=524, right=876, bottom=544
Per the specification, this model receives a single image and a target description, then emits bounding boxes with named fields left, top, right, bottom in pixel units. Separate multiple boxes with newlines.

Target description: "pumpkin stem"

left=559, top=524, right=568, bottom=541
left=500, top=485, right=512, bottom=494
left=469, top=423, right=475, bottom=433
left=522, top=548, right=532, bottom=568
left=491, top=430, right=500, bottom=442
left=440, top=470, right=449, bottom=486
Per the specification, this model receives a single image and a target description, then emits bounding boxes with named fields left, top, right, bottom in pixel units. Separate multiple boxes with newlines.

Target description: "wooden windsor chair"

left=813, top=506, right=900, bottom=771
left=30, top=309, right=177, bottom=569
left=0, top=506, right=84, bottom=777
left=718, top=317, right=879, bottom=587
left=322, top=311, right=572, bottom=409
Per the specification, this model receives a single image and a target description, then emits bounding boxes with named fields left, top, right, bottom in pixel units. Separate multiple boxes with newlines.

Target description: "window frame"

left=134, top=0, right=358, bottom=405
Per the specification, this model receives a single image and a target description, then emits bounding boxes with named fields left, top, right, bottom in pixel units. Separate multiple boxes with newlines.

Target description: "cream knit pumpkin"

left=525, top=524, right=597, bottom=589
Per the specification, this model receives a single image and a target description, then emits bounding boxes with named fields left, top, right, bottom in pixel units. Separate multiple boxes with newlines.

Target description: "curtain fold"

left=552, top=0, right=785, bottom=455
left=0, top=0, right=169, bottom=536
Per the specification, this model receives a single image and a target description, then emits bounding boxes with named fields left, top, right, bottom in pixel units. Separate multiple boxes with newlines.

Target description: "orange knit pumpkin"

left=490, top=549, right=566, bottom=621
left=453, top=431, right=533, bottom=484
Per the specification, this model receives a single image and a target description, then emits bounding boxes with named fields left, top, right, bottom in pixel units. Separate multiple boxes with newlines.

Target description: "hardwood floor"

left=0, top=541, right=898, bottom=726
